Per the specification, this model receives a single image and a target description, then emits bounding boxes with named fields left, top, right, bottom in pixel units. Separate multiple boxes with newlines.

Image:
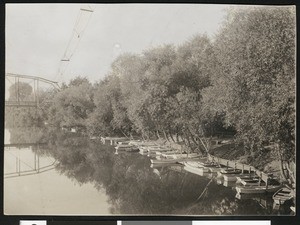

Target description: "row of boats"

left=113, top=139, right=296, bottom=212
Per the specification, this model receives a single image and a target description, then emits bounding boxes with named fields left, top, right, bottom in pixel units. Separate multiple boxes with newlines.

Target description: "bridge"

left=4, top=143, right=57, bottom=179
left=5, top=73, right=60, bottom=108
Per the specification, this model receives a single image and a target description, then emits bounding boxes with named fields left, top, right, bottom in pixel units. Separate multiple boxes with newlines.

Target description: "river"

left=3, top=128, right=293, bottom=216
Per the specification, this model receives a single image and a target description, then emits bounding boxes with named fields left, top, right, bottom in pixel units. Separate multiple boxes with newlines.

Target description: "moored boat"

left=240, top=178, right=261, bottom=186
left=147, top=146, right=172, bottom=153
left=223, top=174, right=240, bottom=182
left=137, top=142, right=158, bottom=151
left=150, top=158, right=180, bottom=164
left=151, top=155, right=200, bottom=165
left=236, top=185, right=282, bottom=194
left=184, top=165, right=208, bottom=176
left=199, top=161, right=220, bottom=168
left=290, top=206, right=296, bottom=213
left=218, top=168, right=242, bottom=176
left=272, top=187, right=294, bottom=205
left=150, top=163, right=179, bottom=168
left=160, top=150, right=184, bottom=158
left=183, top=161, right=210, bottom=173
left=169, top=153, right=200, bottom=159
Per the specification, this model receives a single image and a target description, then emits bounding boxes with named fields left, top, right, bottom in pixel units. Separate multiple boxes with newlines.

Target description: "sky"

left=6, top=4, right=228, bottom=84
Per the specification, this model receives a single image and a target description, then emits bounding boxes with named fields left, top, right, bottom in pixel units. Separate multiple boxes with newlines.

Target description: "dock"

left=207, top=154, right=273, bottom=186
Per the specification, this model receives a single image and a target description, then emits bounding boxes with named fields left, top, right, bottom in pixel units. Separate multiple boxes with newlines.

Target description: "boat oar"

left=185, top=177, right=214, bottom=214
left=196, top=178, right=214, bottom=201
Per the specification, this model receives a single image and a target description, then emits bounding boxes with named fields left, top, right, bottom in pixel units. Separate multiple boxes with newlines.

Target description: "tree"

left=8, top=82, right=33, bottom=101
left=47, top=77, right=95, bottom=129
left=204, top=6, right=295, bottom=180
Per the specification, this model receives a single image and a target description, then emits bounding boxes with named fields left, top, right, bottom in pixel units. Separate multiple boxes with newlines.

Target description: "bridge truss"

left=5, top=73, right=60, bottom=108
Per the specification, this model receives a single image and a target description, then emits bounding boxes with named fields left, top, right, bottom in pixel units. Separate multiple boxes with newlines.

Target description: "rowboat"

left=169, top=153, right=200, bottom=159
left=236, top=176, right=261, bottom=186
left=223, top=174, right=239, bottom=182
left=148, top=147, right=172, bottom=155
left=199, top=161, right=220, bottom=167
left=115, top=143, right=138, bottom=150
left=128, top=140, right=142, bottom=146
left=236, top=185, right=282, bottom=194
left=273, top=187, right=294, bottom=205
left=240, top=179, right=261, bottom=186
left=147, top=146, right=171, bottom=151
left=184, top=165, right=208, bottom=176
left=150, top=163, right=179, bottom=168
left=138, top=143, right=158, bottom=151
left=150, top=155, right=200, bottom=164
left=183, top=161, right=210, bottom=174
left=159, top=150, right=184, bottom=157
left=290, top=206, right=296, bottom=213
left=184, top=161, right=208, bottom=168
left=217, top=168, right=242, bottom=176
left=151, top=158, right=180, bottom=164
left=116, top=140, right=131, bottom=145
left=115, top=145, right=129, bottom=151
left=236, top=174, right=259, bottom=184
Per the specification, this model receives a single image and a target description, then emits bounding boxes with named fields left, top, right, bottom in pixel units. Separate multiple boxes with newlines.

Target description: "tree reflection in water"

left=7, top=128, right=291, bottom=215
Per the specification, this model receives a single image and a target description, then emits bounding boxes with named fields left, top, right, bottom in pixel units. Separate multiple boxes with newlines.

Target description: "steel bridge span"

left=5, top=73, right=60, bottom=108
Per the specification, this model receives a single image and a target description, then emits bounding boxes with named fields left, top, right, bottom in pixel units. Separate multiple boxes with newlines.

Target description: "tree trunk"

left=185, top=132, right=192, bottom=149
left=183, top=135, right=188, bottom=147
left=163, top=129, right=170, bottom=142
left=285, top=161, right=296, bottom=184
left=169, top=132, right=176, bottom=142
left=187, top=128, right=198, bottom=146
left=176, top=132, right=179, bottom=142
left=120, top=130, right=129, bottom=138
left=199, top=138, right=209, bottom=153
left=276, top=143, right=289, bottom=182
left=156, top=130, right=160, bottom=139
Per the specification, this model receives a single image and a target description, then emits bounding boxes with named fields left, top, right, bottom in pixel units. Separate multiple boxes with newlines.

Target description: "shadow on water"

left=5, top=127, right=294, bottom=215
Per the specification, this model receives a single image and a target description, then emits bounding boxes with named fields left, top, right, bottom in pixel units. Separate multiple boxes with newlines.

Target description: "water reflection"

left=4, top=145, right=56, bottom=179
left=4, top=128, right=293, bottom=215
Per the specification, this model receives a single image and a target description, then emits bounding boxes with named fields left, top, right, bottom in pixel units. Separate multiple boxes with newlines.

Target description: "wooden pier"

left=207, top=154, right=273, bottom=186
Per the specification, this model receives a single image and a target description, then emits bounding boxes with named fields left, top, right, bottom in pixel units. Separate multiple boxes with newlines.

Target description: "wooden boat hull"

left=241, top=179, right=260, bottom=186
left=219, top=168, right=242, bottom=175
left=184, top=165, right=208, bottom=176
left=183, top=161, right=210, bottom=173
left=151, top=159, right=179, bottom=164
left=170, top=153, right=200, bottom=159
left=150, top=163, right=179, bottom=168
left=273, top=187, right=293, bottom=205
left=151, top=156, right=200, bottom=165
left=223, top=174, right=239, bottom=182
left=290, top=206, right=296, bottom=213
left=236, top=185, right=282, bottom=194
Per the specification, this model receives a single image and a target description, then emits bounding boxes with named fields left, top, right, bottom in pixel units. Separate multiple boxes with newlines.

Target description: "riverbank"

left=145, top=137, right=283, bottom=181
left=210, top=142, right=282, bottom=181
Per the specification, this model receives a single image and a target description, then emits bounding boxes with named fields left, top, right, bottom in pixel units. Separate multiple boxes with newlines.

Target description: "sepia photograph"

left=4, top=3, right=296, bottom=216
